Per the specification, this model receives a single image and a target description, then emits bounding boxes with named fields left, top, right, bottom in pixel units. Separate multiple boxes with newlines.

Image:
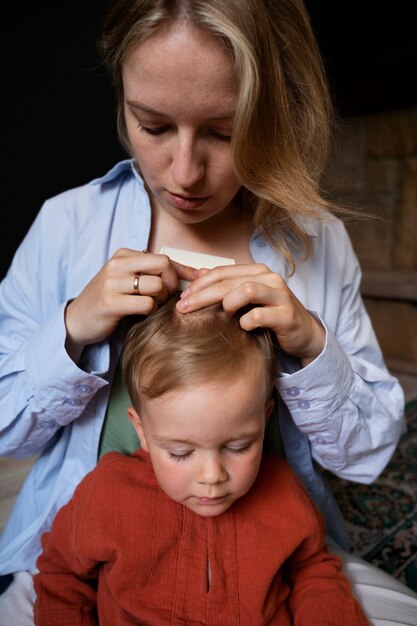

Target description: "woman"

left=0, top=1, right=415, bottom=624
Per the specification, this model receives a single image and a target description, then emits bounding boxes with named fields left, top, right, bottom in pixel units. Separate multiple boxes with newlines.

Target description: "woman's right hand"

left=64, top=248, right=198, bottom=358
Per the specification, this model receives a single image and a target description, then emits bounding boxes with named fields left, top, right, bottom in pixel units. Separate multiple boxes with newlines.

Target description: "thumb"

left=172, top=261, right=199, bottom=281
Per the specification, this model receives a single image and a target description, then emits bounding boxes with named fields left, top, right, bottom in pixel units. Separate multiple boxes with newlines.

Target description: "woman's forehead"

left=122, top=21, right=237, bottom=112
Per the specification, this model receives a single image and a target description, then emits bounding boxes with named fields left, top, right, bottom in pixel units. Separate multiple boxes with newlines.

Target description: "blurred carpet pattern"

left=325, top=400, right=417, bottom=592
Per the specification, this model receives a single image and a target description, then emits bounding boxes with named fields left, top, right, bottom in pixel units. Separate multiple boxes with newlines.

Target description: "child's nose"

left=196, top=454, right=228, bottom=485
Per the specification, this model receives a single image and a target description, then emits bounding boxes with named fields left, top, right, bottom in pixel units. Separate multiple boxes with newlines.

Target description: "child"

left=34, top=294, right=369, bottom=625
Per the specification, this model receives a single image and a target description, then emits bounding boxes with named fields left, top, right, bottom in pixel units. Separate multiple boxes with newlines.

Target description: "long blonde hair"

left=99, top=0, right=342, bottom=268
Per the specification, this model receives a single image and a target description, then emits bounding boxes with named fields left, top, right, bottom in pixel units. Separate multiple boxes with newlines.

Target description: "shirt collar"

left=90, top=159, right=321, bottom=240
left=90, top=159, right=141, bottom=186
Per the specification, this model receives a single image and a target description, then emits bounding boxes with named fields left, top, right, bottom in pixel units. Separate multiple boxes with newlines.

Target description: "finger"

left=130, top=260, right=198, bottom=295
left=113, top=247, right=149, bottom=258
left=118, top=293, right=159, bottom=317
left=172, top=261, right=199, bottom=284
left=221, top=281, right=283, bottom=315
left=177, top=271, right=283, bottom=313
left=120, top=252, right=179, bottom=294
left=195, top=267, right=210, bottom=277
left=184, top=263, right=269, bottom=294
left=238, top=305, right=284, bottom=333
left=131, top=274, right=175, bottom=306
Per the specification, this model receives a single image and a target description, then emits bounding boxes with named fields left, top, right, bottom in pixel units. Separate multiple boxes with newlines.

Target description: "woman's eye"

left=137, top=123, right=170, bottom=136
left=208, top=129, right=232, bottom=142
left=136, top=122, right=231, bottom=141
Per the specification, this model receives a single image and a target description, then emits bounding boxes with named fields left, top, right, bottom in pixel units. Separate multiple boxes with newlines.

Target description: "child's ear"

left=264, top=398, right=275, bottom=423
left=127, top=406, right=149, bottom=452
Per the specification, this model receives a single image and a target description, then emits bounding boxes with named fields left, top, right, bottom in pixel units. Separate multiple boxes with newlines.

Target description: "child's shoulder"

left=98, top=447, right=146, bottom=463
left=83, top=449, right=151, bottom=490
left=248, top=454, right=323, bottom=526
left=97, top=450, right=134, bottom=467
left=260, top=453, right=299, bottom=480
left=258, top=454, right=313, bottom=501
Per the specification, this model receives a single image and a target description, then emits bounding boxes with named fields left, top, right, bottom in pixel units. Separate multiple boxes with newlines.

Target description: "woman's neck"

left=148, top=201, right=254, bottom=264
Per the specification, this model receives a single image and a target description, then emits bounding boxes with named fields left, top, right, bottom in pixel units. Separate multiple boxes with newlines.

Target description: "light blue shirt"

left=0, top=160, right=405, bottom=573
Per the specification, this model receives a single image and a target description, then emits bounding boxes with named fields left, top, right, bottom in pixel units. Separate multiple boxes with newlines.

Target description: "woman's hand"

left=65, top=248, right=198, bottom=358
left=176, top=264, right=325, bottom=366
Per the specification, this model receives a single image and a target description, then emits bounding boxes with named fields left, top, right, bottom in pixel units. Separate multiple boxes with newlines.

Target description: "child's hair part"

left=122, top=293, right=277, bottom=411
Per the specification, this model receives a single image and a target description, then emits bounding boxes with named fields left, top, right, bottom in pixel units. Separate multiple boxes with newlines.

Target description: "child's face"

left=128, top=366, right=273, bottom=517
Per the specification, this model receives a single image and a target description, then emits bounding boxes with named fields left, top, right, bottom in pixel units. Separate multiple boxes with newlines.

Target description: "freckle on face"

left=122, top=22, right=241, bottom=226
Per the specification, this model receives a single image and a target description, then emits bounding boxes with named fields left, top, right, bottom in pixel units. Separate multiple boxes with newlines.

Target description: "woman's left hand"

left=176, top=263, right=325, bottom=366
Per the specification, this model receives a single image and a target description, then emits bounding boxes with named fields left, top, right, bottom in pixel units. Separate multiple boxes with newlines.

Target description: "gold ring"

left=133, top=274, right=140, bottom=295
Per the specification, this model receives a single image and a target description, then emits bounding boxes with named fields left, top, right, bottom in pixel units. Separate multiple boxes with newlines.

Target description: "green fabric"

left=98, top=359, right=140, bottom=460
left=99, top=360, right=284, bottom=461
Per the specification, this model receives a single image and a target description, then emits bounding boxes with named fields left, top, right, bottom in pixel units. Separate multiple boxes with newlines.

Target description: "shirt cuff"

left=277, top=320, right=354, bottom=432
left=25, top=303, right=109, bottom=425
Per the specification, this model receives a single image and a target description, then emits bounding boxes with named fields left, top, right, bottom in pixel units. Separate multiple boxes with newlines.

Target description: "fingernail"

left=176, top=299, right=189, bottom=312
left=180, top=288, right=190, bottom=298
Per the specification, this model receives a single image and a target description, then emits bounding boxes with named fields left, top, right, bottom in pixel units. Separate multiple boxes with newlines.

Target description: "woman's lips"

left=167, top=191, right=209, bottom=210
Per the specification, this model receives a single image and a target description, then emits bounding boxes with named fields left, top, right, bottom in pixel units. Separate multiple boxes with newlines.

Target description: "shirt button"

left=287, top=387, right=300, bottom=397
left=290, top=440, right=301, bottom=451
left=297, top=399, right=310, bottom=409
left=76, top=385, right=92, bottom=394
left=315, top=437, right=326, bottom=444
left=255, top=234, right=267, bottom=247
left=65, top=398, right=82, bottom=406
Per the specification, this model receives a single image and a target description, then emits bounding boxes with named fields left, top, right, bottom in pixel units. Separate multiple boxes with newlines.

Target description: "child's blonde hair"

left=122, top=293, right=277, bottom=411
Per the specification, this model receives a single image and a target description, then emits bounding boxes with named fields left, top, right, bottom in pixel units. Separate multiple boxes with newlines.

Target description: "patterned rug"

left=324, top=400, right=417, bottom=592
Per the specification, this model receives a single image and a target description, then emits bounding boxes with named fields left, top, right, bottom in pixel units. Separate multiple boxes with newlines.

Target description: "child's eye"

left=137, top=123, right=170, bottom=136
left=168, top=450, right=193, bottom=462
left=226, top=444, right=251, bottom=455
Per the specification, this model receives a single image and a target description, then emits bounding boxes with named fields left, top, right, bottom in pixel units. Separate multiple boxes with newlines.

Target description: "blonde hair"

left=122, top=293, right=277, bottom=411
left=99, top=0, right=344, bottom=269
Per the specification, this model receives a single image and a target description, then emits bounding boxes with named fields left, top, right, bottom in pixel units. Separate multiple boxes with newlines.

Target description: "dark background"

left=2, top=1, right=416, bottom=278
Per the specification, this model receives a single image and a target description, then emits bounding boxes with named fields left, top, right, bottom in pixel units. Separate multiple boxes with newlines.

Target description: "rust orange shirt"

left=34, top=450, right=368, bottom=625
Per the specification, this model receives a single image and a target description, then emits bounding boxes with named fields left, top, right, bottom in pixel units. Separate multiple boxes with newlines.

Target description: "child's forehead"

left=142, top=368, right=268, bottom=416
left=134, top=336, right=272, bottom=407
left=142, top=376, right=268, bottom=442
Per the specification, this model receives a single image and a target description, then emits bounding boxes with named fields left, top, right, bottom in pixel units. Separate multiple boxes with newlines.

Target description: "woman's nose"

left=170, top=135, right=205, bottom=189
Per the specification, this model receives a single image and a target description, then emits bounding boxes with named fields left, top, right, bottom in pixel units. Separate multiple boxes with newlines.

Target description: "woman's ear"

left=265, top=398, right=275, bottom=423
left=127, top=406, right=149, bottom=452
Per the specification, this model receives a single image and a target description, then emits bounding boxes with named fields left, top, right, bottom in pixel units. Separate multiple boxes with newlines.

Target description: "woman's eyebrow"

left=126, top=100, right=165, bottom=116
left=126, top=99, right=235, bottom=121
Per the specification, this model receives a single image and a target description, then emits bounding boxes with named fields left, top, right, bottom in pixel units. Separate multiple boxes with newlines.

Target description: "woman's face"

left=122, top=21, right=242, bottom=226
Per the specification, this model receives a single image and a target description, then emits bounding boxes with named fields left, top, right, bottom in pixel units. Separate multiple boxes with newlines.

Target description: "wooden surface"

left=361, top=269, right=417, bottom=301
